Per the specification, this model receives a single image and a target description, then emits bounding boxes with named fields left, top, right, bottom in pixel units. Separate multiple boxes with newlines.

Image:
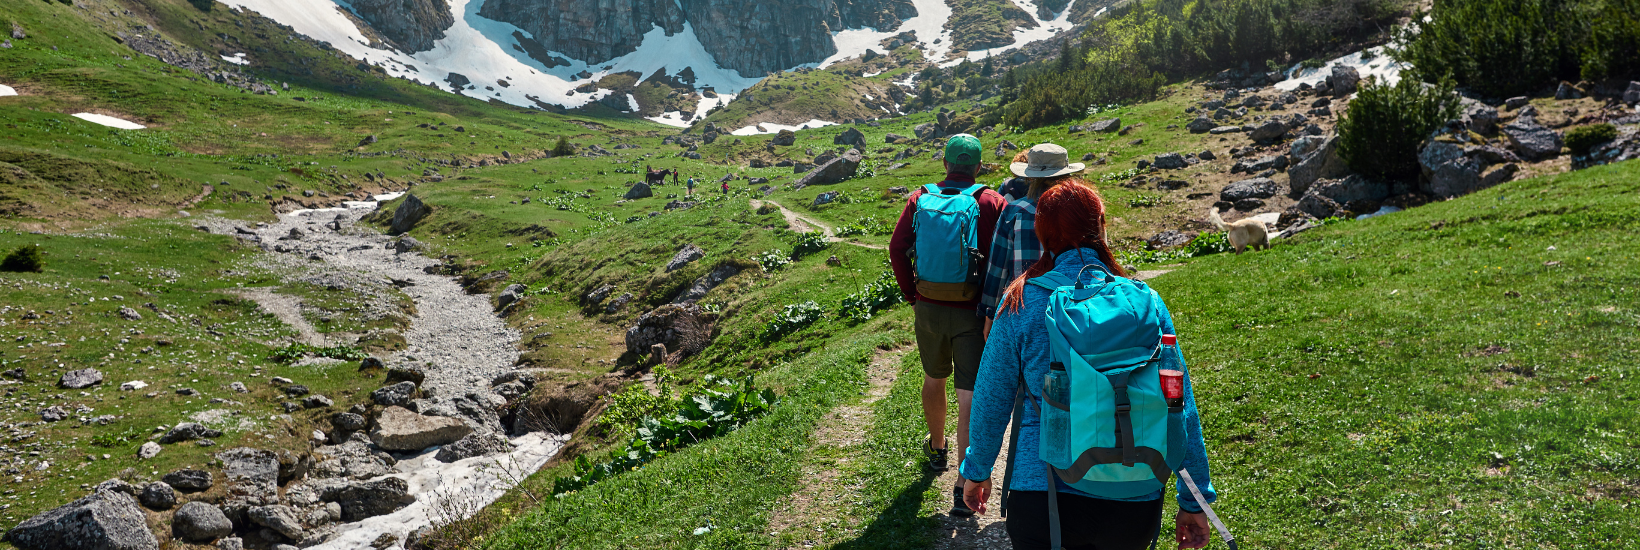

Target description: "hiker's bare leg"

left=922, top=375, right=947, bottom=449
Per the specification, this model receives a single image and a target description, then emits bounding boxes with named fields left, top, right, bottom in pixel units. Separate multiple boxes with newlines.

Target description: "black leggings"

left=1005, top=491, right=1164, bottom=550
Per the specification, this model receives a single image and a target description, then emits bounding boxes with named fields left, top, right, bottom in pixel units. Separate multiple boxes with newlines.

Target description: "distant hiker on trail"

left=687, top=176, right=696, bottom=196
left=960, top=180, right=1218, bottom=550
left=981, top=144, right=1085, bottom=338
left=888, top=133, right=1006, bottom=519
left=673, top=170, right=680, bottom=186
left=721, top=181, right=730, bottom=194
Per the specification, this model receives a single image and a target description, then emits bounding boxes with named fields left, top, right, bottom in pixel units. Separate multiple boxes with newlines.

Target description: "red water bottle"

left=1159, top=334, right=1185, bottom=409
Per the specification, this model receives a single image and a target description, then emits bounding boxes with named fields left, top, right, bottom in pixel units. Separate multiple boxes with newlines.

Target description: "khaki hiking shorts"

left=914, top=300, right=983, bottom=391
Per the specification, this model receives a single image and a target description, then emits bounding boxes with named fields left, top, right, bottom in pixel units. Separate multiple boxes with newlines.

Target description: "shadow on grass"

left=832, top=471, right=940, bottom=550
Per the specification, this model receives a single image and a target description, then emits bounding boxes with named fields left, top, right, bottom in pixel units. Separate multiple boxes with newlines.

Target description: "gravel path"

left=752, top=199, right=888, bottom=250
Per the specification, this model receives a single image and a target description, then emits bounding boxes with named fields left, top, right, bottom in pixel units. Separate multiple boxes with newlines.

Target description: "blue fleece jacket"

left=959, top=248, right=1218, bottom=513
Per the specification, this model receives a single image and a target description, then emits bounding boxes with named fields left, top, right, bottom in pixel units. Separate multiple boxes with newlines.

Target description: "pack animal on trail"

left=646, top=167, right=674, bottom=185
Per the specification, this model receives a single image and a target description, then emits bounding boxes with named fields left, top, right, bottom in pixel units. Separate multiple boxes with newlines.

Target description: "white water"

left=310, top=433, right=567, bottom=550
left=1276, top=45, right=1407, bottom=91
left=71, top=113, right=145, bottom=130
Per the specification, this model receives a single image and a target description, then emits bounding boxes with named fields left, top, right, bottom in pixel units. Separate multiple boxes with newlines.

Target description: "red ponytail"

left=1001, top=179, right=1125, bottom=313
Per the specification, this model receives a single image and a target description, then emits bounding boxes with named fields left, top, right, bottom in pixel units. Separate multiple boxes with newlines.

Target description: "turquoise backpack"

left=910, top=183, right=987, bottom=301
left=1000, top=262, right=1187, bottom=548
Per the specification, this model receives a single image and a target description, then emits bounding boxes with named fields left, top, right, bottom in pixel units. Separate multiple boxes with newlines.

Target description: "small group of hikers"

left=888, top=135, right=1221, bottom=549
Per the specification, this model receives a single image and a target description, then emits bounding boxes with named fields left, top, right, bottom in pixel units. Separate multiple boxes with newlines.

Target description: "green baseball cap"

left=944, top=134, right=982, bottom=165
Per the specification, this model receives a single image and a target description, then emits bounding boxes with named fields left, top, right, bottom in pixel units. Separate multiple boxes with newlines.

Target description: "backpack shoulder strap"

left=921, top=183, right=944, bottom=196
left=1027, top=271, right=1074, bottom=291
left=964, top=183, right=987, bottom=197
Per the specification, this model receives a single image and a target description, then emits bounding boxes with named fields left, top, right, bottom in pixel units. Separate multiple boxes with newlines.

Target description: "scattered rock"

left=625, top=303, right=712, bottom=358
left=216, top=447, right=280, bottom=497
left=434, top=432, right=513, bottom=462
left=884, top=133, right=909, bottom=144
left=393, top=237, right=421, bottom=254
left=385, top=365, right=425, bottom=386
left=370, top=406, right=472, bottom=451
left=371, top=382, right=418, bottom=407
left=673, top=264, right=741, bottom=304
left=1248, top=119, right=1286, bottom=142
left=497, top=283, right=528, bottom=310
left=1152, top=153, right=1187, bottom=170
left=1288, top=136, right=1349, bottom=196
left=1502, top=117, right=1564, bottom=161
left=1504, top=96, right=1530, bottom=110
left=160, top=423, right=223, bottom=444
left=173, top=501, right=234, bottom=543
left=138, top=482, right=175, bottom=511
left=604, top=292, right=633, bottom=314
left=137, top=441, right=161, bottom=460
left=1220, top=178, right=1280, bottom=202
left=1554, top=81, right=1582, bottom=100
left=217, top=537, right=244, bottom=550
left=282, top=384, right=310, bottom=397
left=4, top=489, right=158, bottom=550
left=59, top=368, right=103, bottom=389
left=321, top=477, right=412, bottom=521
left=1327, top=65, right=1360, bottom=97
left=302, top=395, right=334, bottom=409
left=332, top=413, right=367, bottom=432
left=665, top=244, right=705, bottom=272
left=163, top=469, right=213, bottom=492
left=1210, top=126, right=1242, bottom=135
left=1186, top=117, right=1215, bottom=134
left=118, top=307, right=142, bottom=321
left=1090, top=118, right=1121, bottom=133
left=624, top=182, right=654, bottom=200
left=793, top=149, right=863, bottom=189
left=389, top=194, right=431, bottom=235
left=1463, top=101, right=1500, bottom=135
left=39, top=406, right=66, bottom=423
left=249, top=505, right=304, bottom=541
left=834, top=127, right=866, bottom=146
left=772, top=129, right=796, bottom=146
left=1146, top=230, right=1194, bottom=250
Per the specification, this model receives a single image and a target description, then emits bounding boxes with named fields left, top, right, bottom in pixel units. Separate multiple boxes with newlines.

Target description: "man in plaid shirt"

left=980, top=144, right=1087, bottom=332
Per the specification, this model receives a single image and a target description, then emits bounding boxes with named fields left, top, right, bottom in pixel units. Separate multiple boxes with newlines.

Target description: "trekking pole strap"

left=999, top=371, right=1027, bottom=517
left=1178, top=468, right=1236, bottom=549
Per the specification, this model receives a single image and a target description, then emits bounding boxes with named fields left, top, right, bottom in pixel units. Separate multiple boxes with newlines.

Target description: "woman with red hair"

left=958, top=180, right=1218, bottom=549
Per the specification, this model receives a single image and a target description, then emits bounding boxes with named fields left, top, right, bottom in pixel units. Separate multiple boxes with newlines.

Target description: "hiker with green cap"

left=889, top=133, right=1007, bottom=518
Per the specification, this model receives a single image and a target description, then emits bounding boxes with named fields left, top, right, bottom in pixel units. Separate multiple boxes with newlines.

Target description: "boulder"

left=1220, top=178, right=1280, bottom=202
left=173, top=501, right=234, bottom=543
left=885, top=133, right=910, bottom=144
left=385, top=365, right=425, bottom=386
left=163, top=469, right=213, bottom=492
left=137, top=442, right=161, bottom=460
left=40, top=406, right=66, bottom=422
left=1152, top=153, right=1187, bottom=170
left=4, top=489, right=158, bottom=550
left=814, top=191, right=840, bottom=206
left=302, top=395, right=334, bottom=409
left=321, top=477, right=412, bottom=521
left=1504, top=96, right=1531, bottom=110
left=138, top=482, right=175, bottom=510
left=332, top=413, right=367, bottom=432
left=1289, top=135, right=1326, bottom=160
left=497, top=284, right=528, bottom=309
left=1146, top=230, right=1194, bottom=250
left=665, top=244, right=705, bottom=272
left=1327, top=65, right=1361, bottom=97
left=1554, top=81, right=1582, bottom=100
left=1418, top=139, right=1519, bottom=198
left=434, top=432, right=513, bottom=462
left=834, top=127, right=866, bottom=147
left=1288, top=136, right=1349, bottom=196
left=1295, top=191, right=1344, bottom=219
left=792, top=149, right=862, bottom=189
left=160, top=423, right=222, bottom=444
left=1624, top=82, right=1640, bottom=105
left=673, top=264, right=742, bottom=304
left=370, top=406, right=472, bottom=451
left=1236, top=155, right=1288, bottom=174
left=393, top=237, right=421, bottom=254
left=772, top=129, right=796, bottom=146
left=59, top=368, right=103, bottom=389
left=118, top=307, right=142, bottom=321
left=1463, top=101, right=1500, bottom=135
left=371, top=382, right=418, bottom=407
left=389, top=194, right=431, bottom=235
left=913, top=123, right=944, bottom=140
left=1209, top=126, right=1242, bottom=135
left=625, top=303, right=712, bottom=357
left=1502, top=118, right=1563, bottom=161
left=216, top=447, right=280, bottom=498
left=1308, top=174, right=1391, bottom=206
left=1186, top=117, right=1215, bottom=134
left=248, top=505, right=304, bottom=540
left=623, top=182, right=653, bottom=200
left=1090, top=118, right=1122, bottom=133
left=1248, top=119, right=1287, bottom=142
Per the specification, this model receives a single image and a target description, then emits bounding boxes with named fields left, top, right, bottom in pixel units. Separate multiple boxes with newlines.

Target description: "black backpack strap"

left=999, top=370, right=1027, bottom=517
left=1107, top=369, right=1138, bottom=467
left=1046, top=464, right=1064, bottom=550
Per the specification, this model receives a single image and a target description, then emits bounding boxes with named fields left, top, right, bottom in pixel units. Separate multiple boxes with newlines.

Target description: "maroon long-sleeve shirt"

left=888, top=172, right=1007, bottom=311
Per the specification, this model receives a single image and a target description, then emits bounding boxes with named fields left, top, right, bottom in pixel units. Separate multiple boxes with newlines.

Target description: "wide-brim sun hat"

left=1010, top=143, right=1086, bottom=178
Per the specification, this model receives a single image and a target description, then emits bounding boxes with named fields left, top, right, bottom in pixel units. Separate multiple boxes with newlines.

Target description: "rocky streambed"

left=4, top=197, right=563, bottom=550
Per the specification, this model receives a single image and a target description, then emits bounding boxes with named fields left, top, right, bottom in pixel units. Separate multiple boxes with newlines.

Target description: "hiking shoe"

left=923, top=437, right=949, bottom=472
left=949, top=486, right=975, bottom=517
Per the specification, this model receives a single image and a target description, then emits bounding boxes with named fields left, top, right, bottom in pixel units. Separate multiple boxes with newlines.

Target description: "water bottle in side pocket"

left=1041, top=362, right=1072, bottom=466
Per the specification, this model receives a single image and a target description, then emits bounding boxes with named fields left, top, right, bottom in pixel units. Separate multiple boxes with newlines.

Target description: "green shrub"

left=598, top=367, right=676, bottom=438
left=754, top=249, right=790, bottom=272
left=837, top=270, right=904, bottom=323
left=1337, top=77, right=1461, bottom=181
left=790, top=232, right=828, bottom=259
left=760, top=301, right=825, bottom=342
left=551, top=136, right=575, bottom=157
left=1128, top=194, right=1163, bottom=208
left=1565, top=123, right=1618, bottom=156
left=0, top=245, right=43, bottom=273
left=268, top=344, right=367, bottom=364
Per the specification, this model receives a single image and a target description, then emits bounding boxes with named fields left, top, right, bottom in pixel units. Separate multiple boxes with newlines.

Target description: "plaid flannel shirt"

left=979, top=197, right=1041, bottom=318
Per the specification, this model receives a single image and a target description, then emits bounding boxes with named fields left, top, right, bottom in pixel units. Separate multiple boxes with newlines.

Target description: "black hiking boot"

left=950, top=486, right=975, bottom=517
left=923, top=437, right=949, bottom=473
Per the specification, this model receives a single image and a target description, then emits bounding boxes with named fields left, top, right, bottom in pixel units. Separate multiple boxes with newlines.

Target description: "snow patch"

left=625, top=93, right=640, bottom=113
left=0, top=84, right=18, bottom=97
left=863, top=70, right=882, bottom=78
left=308, top=432, right=565, bottom=550
left=730, top=119, right=838, bottom=136
left=1276, top=46, right=1406, bottom=91
left=646, top=111, right=691, bottom=128
left=374, top=191, right=406, bottom=202
left=821, top=0, right=954, bottom=67
left=944, top=0, right=1079, bottom=67
left=221, top=53, right=249, bottom=66
left=72, top=113, right=145, bottom=130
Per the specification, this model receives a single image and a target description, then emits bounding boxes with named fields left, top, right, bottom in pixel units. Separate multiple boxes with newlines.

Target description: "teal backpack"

left=1000, top=262, right=1188, bottom=548
left=910, top=183, right=987, bottom=301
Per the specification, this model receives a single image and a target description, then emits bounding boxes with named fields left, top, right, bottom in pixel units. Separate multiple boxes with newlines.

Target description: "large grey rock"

left=1288, top=136, right=1349, bottom=196
left=1418, top=138, right=1519, bottom=198
left=1463, top=101, right=1499, bottom=135
left=4, top=489, right=158, bottom=550
left=1185, top=117, right=1215, bottom=134
left=137, top=441, right=161, bottom=460
left=160, top=422, right=222, bottom=444
left=625, top=303, right=712, bottom=357
left=1308, top=174, right=1390, bottom=206
left=1090, top=118, right=1121, bottom=133
left=1624, top=82, right=1640, bottom=105
left=372, top=381, right=418, bottom=407
left=249, top=505, right=304, bottom=540
left=321, top=477, right=412, bottom=521
left=138, top=482, right=175, bottom=510
left=792, top=149, right=862, bottom=189
left=163, top=469, right=213, bottom=492
left=913, top=123, right=944, bottom=140
left=370, top=406, right=472, bottom=451
left=1248, top=119, right=1286, bottom=142
left=1502, top=118, right=1564, bottom=161
left=59, top=368, right=103, bottom=389
left=1152, top=153, right=1187, bottom=170
left=673, top=264, right=742, bottom=304
left=623, top=182, right=653, bottom=200
left=833, top=127, right=866, bottom=146
left=173, top=501, right=234, bottom=543
left=1240, top=155, right=1289, bottom=173
left=1327, top=65, right=1361, bottom=97
left=1220, top=178, right=1280, bottom=202
left=1295, top=191, right=1344, bottom=219
left=434, top=432, right=513, bottom=462
left=40, top=406, right=66, bottom=422
left=665, top=244, right=705, bottom=272
left=497, top=284, right=527, bottom=310
left=389, top=194, right=431, bottom=235
left=772, top=129, right=796, bottom=146
left=216, top=447, right=280, bottom=498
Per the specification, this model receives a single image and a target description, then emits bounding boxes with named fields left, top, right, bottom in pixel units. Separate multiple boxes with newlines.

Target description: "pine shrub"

left=1565, top=123, right=1618, bottom=156
left=1396, top=0, right=1640, bottom=97
left=1336, top=77, right=1460, bottom=181
left=551, top=136, right=575, bottom=157
left=0, top=245, right=43, bottom=273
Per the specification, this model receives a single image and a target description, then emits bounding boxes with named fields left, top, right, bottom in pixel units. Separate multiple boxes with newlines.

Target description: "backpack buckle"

left=1115, top=404, right=1131, bottom=413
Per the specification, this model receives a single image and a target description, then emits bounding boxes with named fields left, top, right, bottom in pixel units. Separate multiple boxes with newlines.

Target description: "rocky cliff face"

left=477, top=0, right=915, bottom=77
left=348, top=0, right=457, bottom=53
